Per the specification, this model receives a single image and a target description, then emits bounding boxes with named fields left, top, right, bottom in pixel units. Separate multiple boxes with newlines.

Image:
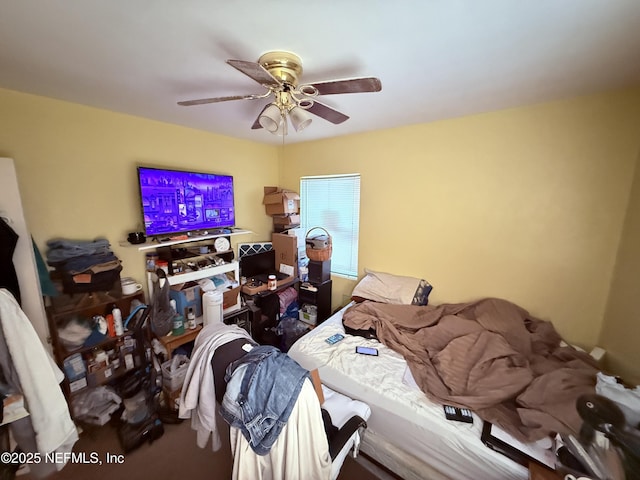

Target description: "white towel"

left=0, top=289, right=78, bottom=464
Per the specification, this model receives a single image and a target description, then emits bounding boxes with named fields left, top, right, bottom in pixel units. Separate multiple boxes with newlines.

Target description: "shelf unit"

left=46, top=290, right=147, bottom=418
left=119, top=229, right=253, bottom=251
left=142, top=230, right=252, bottom=317
left=158, top=325, right=203, bottom=360
left=299, top=279, right=332, bottom=324
left=149, top=261, right=242, bottom=317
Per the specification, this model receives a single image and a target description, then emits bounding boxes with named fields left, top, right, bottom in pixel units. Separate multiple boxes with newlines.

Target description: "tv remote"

left=443, top=405, right=473, bottom=424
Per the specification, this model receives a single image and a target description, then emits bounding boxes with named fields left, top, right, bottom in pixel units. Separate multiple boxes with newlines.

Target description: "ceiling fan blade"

left=227, top=59, right=281, bottom=88
left=306, top=77, right=382, bottom=96
left=177, top=93, right=265, bottom=106
left=306, top=101, right=350, bottom=124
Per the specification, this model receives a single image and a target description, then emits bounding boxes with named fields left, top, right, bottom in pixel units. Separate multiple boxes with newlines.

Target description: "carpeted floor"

left=18, top=416, right=383, bottom=480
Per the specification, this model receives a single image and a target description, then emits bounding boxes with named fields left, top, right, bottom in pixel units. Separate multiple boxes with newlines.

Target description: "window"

left=300, top=174, right=360, bottom=279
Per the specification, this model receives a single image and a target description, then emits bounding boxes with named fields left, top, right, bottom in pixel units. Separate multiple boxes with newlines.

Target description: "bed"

left=288, top=270, right=601, bottom=480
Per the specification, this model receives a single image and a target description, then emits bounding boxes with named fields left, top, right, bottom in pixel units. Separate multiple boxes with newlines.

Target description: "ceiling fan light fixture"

left=177, top=50, right=382, bottom=136
left=289, top=106, right=313, bottom=132
left=274, top=118, right=287, bottom=137
left=258, top=103, right=282, bottom=132
left=299, top=85, right=318, bottom=96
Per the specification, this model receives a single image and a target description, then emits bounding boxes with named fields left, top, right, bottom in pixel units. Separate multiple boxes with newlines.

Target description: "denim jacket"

left=220, top=345, right=310, bottom=455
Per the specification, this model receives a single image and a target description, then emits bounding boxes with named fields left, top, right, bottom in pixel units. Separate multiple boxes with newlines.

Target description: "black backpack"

left=149, top=269, right=173, bottom=337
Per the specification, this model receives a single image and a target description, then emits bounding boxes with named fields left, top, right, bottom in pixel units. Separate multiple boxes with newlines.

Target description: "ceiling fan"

left=177, top=51, right=382, bottom=136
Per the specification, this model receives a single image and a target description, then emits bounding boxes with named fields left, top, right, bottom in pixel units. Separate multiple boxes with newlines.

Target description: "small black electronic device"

left=355, top=346, right=378, bottom=356
left=443, top=405, right=473, bottom=423
left=127, top=231, right=146, bottom=245
left=308, top=259, right=331, bottom=283
left=252, top=272, right=288, bottom=283
left=325, top=333, right=345, bottom=345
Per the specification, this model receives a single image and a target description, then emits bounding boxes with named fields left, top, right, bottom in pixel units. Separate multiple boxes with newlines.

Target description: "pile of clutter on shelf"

left=45, top=237, right=123, bottom=295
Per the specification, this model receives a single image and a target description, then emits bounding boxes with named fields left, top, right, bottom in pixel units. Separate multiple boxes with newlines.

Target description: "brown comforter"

left=342, top=297, right=599, bottom=442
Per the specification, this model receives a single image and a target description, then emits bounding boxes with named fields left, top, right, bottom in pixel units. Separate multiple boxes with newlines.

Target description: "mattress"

left=288, top=303, right=530, bottom=480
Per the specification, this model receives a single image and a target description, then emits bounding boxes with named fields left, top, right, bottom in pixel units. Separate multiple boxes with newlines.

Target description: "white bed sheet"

left=288, top=303, right=529, bottom=480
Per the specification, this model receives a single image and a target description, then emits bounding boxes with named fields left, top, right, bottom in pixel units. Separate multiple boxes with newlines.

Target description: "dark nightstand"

left=298, top=279, right=332, bottom=324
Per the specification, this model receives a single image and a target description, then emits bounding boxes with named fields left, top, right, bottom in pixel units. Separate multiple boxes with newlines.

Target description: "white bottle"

left=187, top=307, right=196, bottom=330
left=112, top=307, right=124, bottom=336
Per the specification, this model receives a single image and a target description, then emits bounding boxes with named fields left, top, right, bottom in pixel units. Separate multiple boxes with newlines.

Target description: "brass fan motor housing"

left=258, top=51, right=303, bottom=87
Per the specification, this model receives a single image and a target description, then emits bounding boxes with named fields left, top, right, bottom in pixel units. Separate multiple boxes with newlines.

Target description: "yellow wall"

left=3, top=85, right=640, bottom=380
left=600, top=146, right=640, bottom=384
left=0, top=88, right=278, bottom=294
left=281, top=88, right=640, bottom=353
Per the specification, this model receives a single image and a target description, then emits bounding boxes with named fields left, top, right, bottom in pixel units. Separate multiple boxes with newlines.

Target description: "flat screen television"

left=136, top=166, right=235, bottom=237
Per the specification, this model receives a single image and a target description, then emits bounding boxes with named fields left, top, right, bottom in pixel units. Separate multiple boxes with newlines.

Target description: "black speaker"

left=308, top=260, right=331, bottom=284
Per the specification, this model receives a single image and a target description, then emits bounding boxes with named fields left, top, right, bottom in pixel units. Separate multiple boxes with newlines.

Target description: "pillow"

left=351, top=269, right=432, bottom=305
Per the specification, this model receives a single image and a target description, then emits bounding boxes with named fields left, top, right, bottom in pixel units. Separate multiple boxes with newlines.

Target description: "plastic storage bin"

left=161, top=357, right=190, bottom=392
left=298, top=304, right=318, bottom=326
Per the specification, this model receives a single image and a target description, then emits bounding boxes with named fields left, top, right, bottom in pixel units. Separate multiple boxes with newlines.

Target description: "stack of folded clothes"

left=46, top=237, right=122, bottom=294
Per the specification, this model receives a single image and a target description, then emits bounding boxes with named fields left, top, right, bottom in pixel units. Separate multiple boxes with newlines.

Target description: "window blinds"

left=300, top=174, right=360, bottom=279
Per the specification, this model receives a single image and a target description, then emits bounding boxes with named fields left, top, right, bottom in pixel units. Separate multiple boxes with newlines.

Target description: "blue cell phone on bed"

left=356, top=346, right=378, bottom=356
left=325, top=333, right=345, bottom=345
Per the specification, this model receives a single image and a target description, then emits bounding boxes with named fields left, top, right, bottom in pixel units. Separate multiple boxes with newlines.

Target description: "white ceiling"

left=1, top=1, right=640, bottom=145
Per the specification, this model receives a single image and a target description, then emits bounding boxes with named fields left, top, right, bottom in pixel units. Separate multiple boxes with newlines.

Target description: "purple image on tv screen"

left=137, top=167, right=235, bottom=236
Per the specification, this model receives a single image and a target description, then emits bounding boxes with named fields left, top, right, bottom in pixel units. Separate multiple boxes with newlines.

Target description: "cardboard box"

left=263, top=187, right=300, bottom=215
left=163, top=387, right=181, bottom=411
left=69, top=377, right=88, bottom=393
left=222, top=285, right=241, bottom=309
left=241, top=275, right=296, bottom=296
left=169, top=282, right=202, bottom=318
left=63, top=352, right=87, bottom=382
left=272, top=214, right=300, bottom=226
left=272, top=232, right=298, bottom=278
left=241, top=282, right=268, bottom=296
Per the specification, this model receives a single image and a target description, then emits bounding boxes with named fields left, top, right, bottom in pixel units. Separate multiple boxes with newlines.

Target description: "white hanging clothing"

left=0, top=289, right=78, bottom=469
